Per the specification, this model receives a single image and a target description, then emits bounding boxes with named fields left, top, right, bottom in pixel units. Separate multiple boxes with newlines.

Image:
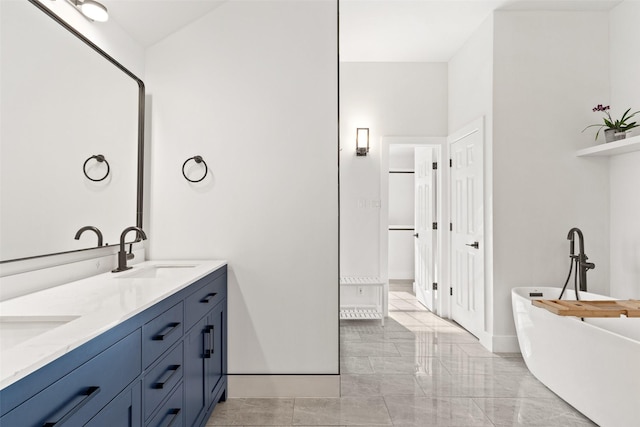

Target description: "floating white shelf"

left=576, top=134, right=640, bottom=157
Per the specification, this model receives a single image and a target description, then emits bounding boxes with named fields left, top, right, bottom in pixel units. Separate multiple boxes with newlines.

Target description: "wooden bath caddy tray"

left=532, top=299, right=640, bottom=318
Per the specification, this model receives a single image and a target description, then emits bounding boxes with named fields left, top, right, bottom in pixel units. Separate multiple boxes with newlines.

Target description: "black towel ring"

left=83, top=154, right=110, bottom=182
left=182, top=155, right=208, bottom=183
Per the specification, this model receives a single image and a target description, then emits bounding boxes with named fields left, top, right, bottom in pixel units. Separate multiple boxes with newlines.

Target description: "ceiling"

left=107, top=0, right=226, bottom=47
left=105, top=0, right=621, bottom=62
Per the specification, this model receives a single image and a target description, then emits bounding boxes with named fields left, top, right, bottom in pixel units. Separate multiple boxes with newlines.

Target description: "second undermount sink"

left=119, top=264, right=197, bottom=279
left=0, top=315, right=80, bottom=349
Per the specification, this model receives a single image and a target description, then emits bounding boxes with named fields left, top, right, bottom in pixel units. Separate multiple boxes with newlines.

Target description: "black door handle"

left=413, top=233, right=419, bottom=238
left=203, top=325, right=214, bottom=358
left=466, top=242, right=479, bottom=249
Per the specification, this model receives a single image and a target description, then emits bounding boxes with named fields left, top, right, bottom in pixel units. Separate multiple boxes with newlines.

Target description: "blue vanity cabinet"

left=0, top=265, right=227, bottom=427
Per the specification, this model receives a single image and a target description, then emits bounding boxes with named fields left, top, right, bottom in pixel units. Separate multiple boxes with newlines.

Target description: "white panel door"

left=450, top=129, right=484, bottom=338
left=414, top=147, right=435, bottom=311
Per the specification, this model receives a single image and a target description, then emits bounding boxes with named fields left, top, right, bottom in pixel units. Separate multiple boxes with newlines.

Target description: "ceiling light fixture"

left=66, top=0, right=109, bottom=22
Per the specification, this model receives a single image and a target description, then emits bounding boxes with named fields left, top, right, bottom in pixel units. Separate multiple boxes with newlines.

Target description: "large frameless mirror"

left=0, top=0, right=144, bottom=263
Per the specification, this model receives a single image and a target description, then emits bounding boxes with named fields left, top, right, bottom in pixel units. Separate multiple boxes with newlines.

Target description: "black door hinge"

left=449, top=223, right=453, bottom=231
left=449, top=287, right=453, bottom=296
left=432, top=222, right=437, bottom=230
left=432, top=162, right=438, bottom=170
left=432, top=283, right=438, bottom=291
left=449, top=159, right=452, bottom=167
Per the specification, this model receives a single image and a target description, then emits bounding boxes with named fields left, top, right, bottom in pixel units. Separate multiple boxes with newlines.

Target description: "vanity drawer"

left=143, top=302, right=184, bottom=368
left=144, top=342, right=183, bottom=420
left=1, top=329, right=141, bottom=427
left=85, top=382, right=141, bottom=427
left=146, top=383, right=183, bottom=427
left=185, top=274, right=226, bottom=331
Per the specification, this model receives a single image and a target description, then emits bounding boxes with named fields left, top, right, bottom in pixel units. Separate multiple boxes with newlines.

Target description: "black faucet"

left=566, top=227, right=596, bottom=292
left=112, top=226, right=147, bottom=273
left=74, top=226, right=104, bottom=247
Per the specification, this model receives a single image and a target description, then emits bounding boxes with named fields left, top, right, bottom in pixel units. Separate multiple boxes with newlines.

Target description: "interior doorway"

left=380, top=137, right=447, bottom=317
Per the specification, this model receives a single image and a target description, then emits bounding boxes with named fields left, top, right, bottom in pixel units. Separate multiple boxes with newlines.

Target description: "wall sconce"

left=356, top=128, right=369, bottom=156
left=66, top=0, right=109, bottom=22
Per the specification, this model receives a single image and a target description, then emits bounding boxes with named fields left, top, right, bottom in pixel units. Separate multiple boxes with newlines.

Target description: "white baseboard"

left=480, top=333, right=521, bottom=353
left=228, top=375, right=340, bottom=398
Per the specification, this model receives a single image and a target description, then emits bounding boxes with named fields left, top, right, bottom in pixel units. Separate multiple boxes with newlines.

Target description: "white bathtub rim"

left=512, top=286, right=640, bottom=346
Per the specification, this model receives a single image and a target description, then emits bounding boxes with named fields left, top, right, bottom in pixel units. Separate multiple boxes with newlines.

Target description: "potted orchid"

left=583, top=104, right=640, bottom=142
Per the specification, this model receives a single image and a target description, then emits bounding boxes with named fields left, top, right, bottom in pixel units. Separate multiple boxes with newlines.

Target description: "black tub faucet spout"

left=566, top=227, right=595, bottom=292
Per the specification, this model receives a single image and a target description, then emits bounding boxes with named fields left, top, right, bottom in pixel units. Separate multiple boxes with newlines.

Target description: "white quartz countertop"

left=0, top=260, right=226, bottom=390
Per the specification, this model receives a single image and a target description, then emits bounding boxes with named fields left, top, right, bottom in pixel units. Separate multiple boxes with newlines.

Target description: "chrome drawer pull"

left=199, top=293, right=217, bottom=303
left=42, top=386, right=100, bottom=426
left=153, top=365, right=181, bottom=390
left=153, top=322, right=181, bottom=341
left=165, top=408, right=181, bottom=427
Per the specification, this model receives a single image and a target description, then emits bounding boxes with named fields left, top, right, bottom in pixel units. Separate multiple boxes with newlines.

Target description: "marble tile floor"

left=207, top=289, right=596, bottom=426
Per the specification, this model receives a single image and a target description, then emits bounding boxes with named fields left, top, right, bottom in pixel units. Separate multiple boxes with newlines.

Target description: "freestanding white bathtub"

left=512, top=287, right=640, bottom=427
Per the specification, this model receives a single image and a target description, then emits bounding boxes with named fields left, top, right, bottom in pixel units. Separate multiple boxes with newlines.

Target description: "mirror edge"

left=0, top=0, right=145, bottom=265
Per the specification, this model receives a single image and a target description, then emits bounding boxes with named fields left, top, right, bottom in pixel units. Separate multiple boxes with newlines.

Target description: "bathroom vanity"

left=0, top=260, right=227, bottom=427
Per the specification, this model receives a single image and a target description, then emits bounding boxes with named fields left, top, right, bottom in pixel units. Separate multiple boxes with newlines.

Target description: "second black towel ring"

left=83, top=154, right=110, bottom=182
left=182, top=155, right=208, bottom=183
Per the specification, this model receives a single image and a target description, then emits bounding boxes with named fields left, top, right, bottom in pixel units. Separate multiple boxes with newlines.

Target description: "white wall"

left=340, top=62, right=447, bottom=280
left=450, top=11, right=612, bottom=351
left=448, top=15, right=494, bottom=328
left=145, top=1, right=338, bottom=376
left=609, top=0, right=640, bottom=298
left=491, top=11, right=610, bottom=344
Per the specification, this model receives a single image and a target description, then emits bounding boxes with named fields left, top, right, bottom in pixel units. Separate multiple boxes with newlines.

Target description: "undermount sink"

left=0, top=315, right=80, bottom=348
left=119, top=264, right=197, bottom=279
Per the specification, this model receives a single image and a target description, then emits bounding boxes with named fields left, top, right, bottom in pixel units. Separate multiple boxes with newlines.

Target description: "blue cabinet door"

left=184, top=316, right=208, bottom=427
left=207, top=302, right=225, bottom=401
left=85, top=381, right=141, bottom=427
